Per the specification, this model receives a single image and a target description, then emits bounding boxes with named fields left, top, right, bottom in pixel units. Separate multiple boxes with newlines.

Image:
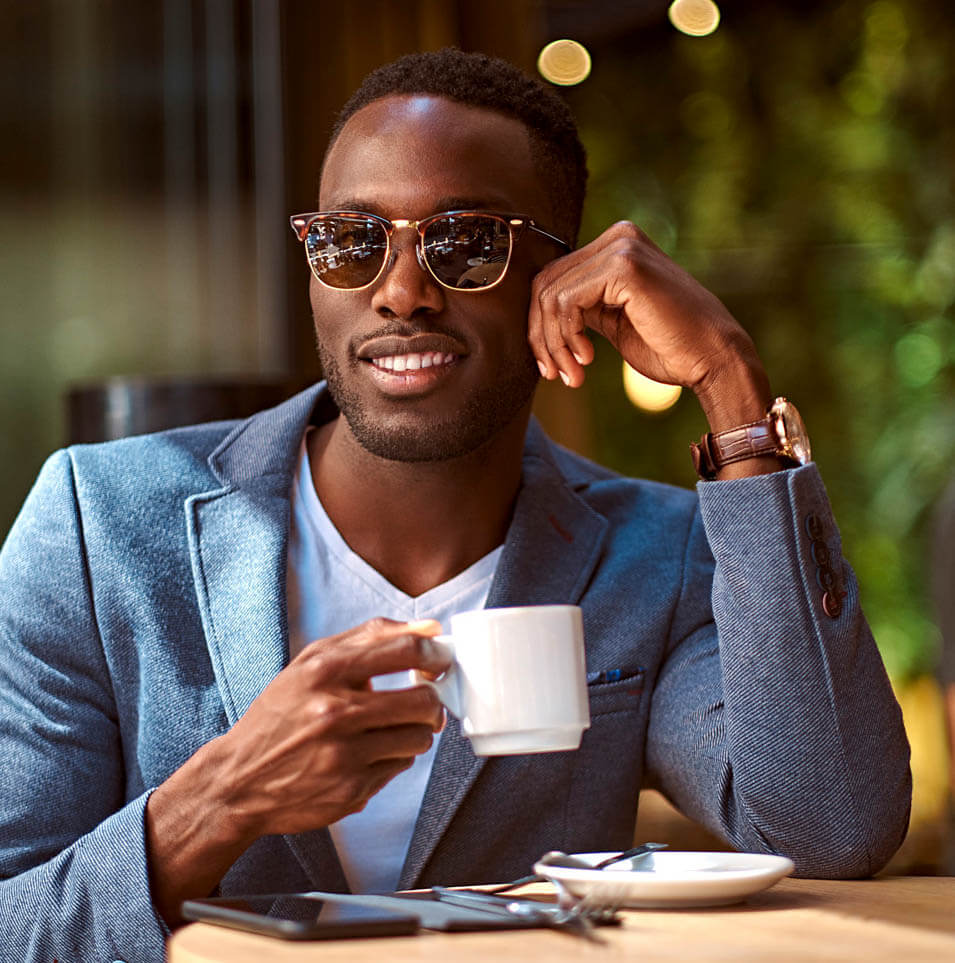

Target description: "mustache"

left=347, top=320, right=469, bottom=359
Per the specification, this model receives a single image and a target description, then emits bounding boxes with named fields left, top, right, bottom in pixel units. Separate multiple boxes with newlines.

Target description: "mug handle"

left=413, top=636, right=461, bottom=718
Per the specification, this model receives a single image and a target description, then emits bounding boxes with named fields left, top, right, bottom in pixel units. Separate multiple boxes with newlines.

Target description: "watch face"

left=771, top=398, right=811, bottom=464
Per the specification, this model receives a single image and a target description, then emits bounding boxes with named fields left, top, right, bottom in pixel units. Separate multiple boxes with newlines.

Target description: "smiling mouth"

left=356, top=333, right=468, bottom=384
left=370, top=351, right=457, bottom=372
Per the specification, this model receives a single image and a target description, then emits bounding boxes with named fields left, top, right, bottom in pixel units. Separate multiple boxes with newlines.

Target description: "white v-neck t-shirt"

left=285, top=432, right=502, bottom=893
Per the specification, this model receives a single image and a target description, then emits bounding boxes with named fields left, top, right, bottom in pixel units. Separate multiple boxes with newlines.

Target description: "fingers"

left=528, top=221, right=645, bottom=387
left=530, top=303, right=592, bottom=388
left=218, top=617, right=455, bottom=838
left=359, top=722, right=436, bottom=763
left=355, top=683, right=446, bottom=734
left=270, top=616, right=449, bottom=736
left=528, top=218, right=749, bottom=394
left=298, top=617, right=450, bottom=686
left=358, top=756, right=419, bottom=804
left=343, top=722, right=440, bottom=812
left=528, top=264, right=591, bottom=387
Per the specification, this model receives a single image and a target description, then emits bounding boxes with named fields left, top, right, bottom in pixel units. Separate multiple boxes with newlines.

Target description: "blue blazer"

left=0, top=383, right=910, bottom=963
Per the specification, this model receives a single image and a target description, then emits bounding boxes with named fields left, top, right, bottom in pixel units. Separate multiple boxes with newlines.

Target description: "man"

left=0, top=49, right=909, bottom=963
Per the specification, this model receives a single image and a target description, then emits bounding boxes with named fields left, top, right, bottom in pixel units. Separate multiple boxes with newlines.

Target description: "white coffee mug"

left=425, top=605, right=590, bottom=756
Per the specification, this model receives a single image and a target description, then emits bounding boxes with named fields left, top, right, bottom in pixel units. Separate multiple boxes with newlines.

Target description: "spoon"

left=539, top=841, right=668, bottom=872
left=483, top=841, right=669, bottom=895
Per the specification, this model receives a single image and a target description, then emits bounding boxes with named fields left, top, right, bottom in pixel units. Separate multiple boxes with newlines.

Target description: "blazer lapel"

left=186, top=385, right=322, bottom=724
left=187, top=383, right=352, bottom=890
left=283, top=830, right=350, bottom=893
left=398, top=421, right=609, bottom=888
left=186, top=476, right=291, bottom=725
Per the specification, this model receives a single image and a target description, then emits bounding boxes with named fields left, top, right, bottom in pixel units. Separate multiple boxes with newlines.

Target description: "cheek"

left=309, top=277, right=353, bottom=340
left=464, top=287, right=533, bottom=354
left=308, top=275, right=328, bottom=319
left=491, top=271, right=534, bottom=330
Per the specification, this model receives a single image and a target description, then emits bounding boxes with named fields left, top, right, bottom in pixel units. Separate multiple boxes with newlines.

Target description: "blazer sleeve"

left=0, top=450, right=168, bottom=963
left=644, top=462, right=911, bottom=878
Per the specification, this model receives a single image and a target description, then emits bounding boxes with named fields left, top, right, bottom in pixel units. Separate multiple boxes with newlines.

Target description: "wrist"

left=186, top=732, right=266, bottom=845
left=146, top=736, right=257, bottom=924
left=691, top=358, right=783, bottom=478
left=691, top=396, right=811, bottom=481
left=693, top=357, right=773, bottom=434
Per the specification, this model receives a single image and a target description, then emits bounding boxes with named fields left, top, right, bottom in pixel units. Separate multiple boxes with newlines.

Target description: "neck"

left=307, top=409, right=530, bottom=597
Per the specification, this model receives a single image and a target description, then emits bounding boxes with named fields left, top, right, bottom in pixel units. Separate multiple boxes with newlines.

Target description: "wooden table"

left=167, top=876, right=955, bottom=961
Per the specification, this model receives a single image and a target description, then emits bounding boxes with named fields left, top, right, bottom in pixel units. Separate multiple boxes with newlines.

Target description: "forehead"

left=320, top=95, right=551, bottom=219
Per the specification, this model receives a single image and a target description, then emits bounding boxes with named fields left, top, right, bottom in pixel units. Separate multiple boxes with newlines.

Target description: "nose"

left=370, top=229, right=445, bottom=321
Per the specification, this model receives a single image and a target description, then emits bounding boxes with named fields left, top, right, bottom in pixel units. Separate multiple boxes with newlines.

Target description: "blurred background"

left=1, top=0, right=952, bottom=871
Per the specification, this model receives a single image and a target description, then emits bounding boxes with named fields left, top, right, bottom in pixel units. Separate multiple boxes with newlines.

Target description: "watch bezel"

left=769, top=397, right=811, bottom=465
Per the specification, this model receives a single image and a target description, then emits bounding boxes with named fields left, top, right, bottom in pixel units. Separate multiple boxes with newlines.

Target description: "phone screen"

left=181, top=894, right=420, bottom=941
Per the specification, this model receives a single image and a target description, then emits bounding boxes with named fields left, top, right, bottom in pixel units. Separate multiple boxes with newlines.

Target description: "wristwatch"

left=690, top=397, right=811, bottom=480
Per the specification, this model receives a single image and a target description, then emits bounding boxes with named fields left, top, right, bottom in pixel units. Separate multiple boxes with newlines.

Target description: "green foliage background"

left=569, top=0, right=954, bottom=681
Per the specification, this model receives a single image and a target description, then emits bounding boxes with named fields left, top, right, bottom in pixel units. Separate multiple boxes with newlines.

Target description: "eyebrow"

left=322, top=195, right=517, bottom=216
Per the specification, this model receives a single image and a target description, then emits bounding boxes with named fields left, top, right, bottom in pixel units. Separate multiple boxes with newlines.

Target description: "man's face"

left=312, top=94, right=558, bottom=462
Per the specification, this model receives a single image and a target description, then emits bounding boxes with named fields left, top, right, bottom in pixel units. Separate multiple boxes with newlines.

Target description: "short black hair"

left=328, top=48, right=588, bottom=245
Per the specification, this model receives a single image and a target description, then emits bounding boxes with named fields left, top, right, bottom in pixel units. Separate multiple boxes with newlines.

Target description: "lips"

left=355, top=332, right=468, bottom=394
left=357, top=333, right=468, bottom=361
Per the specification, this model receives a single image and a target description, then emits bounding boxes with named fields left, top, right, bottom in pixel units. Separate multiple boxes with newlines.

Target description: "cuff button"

left=822, top=590, right=843, bottom=618
left=810, top=539, right=831, bottom=566
left=805, top=513, right=824, bottom=540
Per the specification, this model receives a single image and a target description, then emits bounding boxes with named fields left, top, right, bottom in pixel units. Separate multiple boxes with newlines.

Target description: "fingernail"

left=537, top=360, right=549, bottom=378
left=407, top=619, right=440, bottom=632
left=559, top=370, right=571, bottom=386
left=572, top=351, right=586, bottom=365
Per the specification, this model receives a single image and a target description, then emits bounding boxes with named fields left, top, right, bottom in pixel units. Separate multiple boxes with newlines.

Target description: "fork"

left=430, top=886, right=612, bottom=939
left=561, top=878, right=629, bottom=926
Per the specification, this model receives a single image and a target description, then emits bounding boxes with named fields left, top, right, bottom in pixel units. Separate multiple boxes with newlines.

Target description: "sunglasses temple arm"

left=528, top=223, right=572, bottom=253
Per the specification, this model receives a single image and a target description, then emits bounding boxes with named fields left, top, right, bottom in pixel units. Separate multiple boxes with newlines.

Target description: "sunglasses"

left=289, top=209, right=570, bottom=292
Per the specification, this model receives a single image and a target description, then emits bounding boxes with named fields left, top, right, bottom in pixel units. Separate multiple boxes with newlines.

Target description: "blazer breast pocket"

left=586, top=667, right=646, bottom=715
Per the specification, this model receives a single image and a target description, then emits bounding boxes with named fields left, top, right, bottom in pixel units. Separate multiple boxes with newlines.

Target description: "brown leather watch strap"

left=691, top=419, right=779, bottom=480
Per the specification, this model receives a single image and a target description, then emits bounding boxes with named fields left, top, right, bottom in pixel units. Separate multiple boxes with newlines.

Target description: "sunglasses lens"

left=423, top=214, right=511, bottom=289
left=304, top=216, right=387, bottom=289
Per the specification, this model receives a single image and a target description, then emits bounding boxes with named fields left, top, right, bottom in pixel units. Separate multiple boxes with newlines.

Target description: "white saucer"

left=534, top=851, right=795, bottom=909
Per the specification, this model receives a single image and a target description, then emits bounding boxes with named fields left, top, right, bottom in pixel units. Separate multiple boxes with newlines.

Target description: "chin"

left=320, top=352, right=539, bottom=464
left=343, top=402, right=522, bottom=463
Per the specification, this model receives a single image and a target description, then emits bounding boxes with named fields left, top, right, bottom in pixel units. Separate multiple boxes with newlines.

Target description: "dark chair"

left=65, top=376, right=307, bottom=444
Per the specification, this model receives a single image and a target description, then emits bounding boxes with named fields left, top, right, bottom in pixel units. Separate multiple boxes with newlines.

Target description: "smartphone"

left=181, top=894, right=420, bottom=941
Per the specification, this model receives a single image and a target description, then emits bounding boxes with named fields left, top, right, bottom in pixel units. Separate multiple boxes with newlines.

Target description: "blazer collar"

left=206, top=382, right=330, bottom=488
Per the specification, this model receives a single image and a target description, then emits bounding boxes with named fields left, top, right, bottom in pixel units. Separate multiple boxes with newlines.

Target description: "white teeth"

left=371, top=351, right=456, bottom=372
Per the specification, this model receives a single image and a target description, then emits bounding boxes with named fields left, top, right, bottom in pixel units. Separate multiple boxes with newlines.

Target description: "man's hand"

left=214, top=617, right=447, bottom=836
left=528, top=221, right=773, bottom=436
left=146, top=617, right=448, bottom=924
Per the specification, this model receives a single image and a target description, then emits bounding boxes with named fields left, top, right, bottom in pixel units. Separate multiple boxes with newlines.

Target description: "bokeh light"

left=668, top=0, right=721, bottom=38
left=622, top=362, right=683, bottom=413
left=537, top=39, right=592, bottom=86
